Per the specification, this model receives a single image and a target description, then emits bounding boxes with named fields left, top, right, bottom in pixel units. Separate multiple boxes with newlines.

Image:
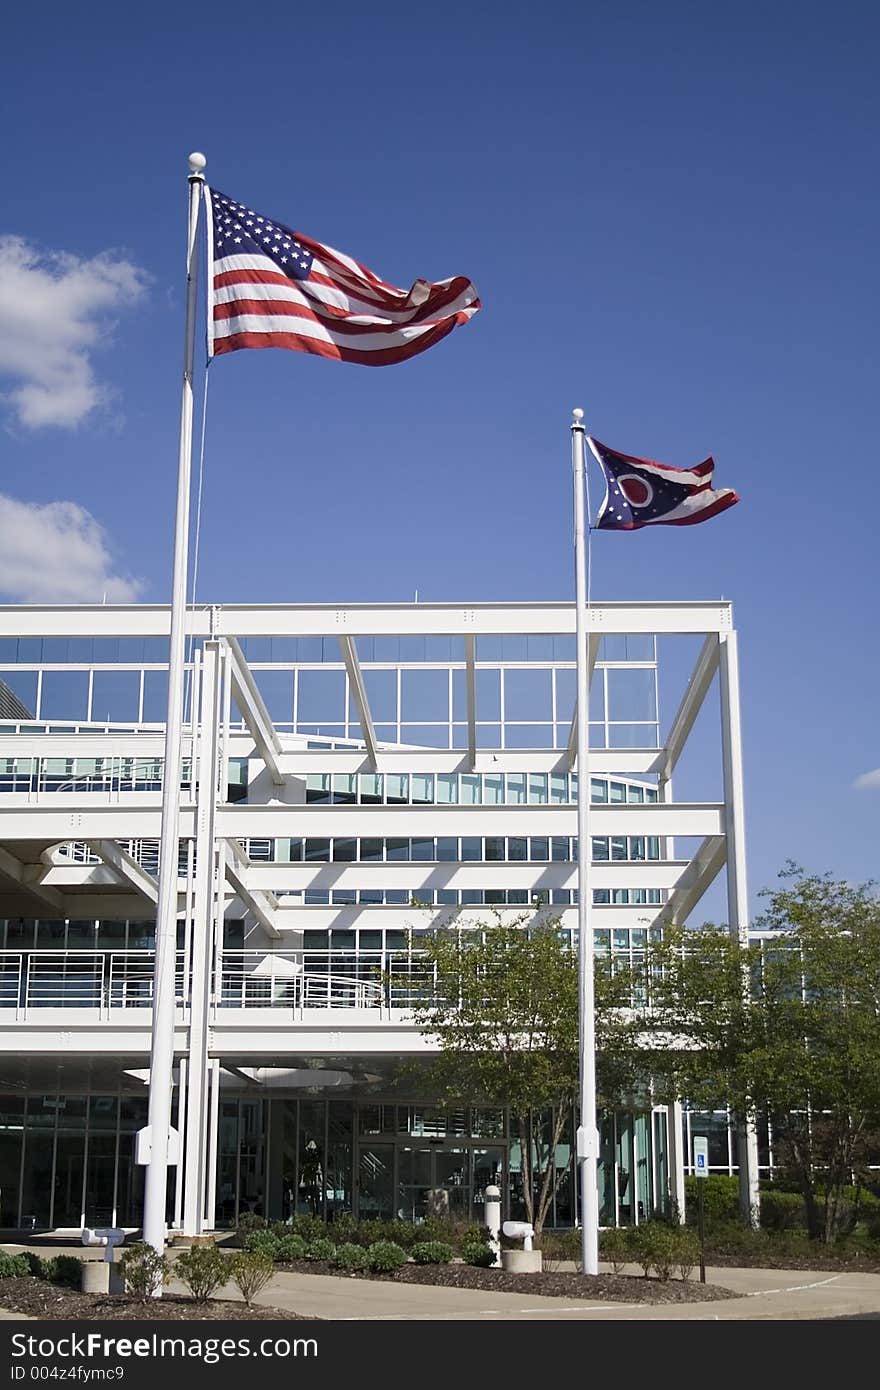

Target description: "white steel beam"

left=566, top=633, right=600, bottom=768
left=0, top=599, right=734, bottom=639
left=659, top=634, right=720, bottom=785
left=87, top=840, right=159, bottom=904
left=0, top=843, right=63, bottom=912
left=224, top=839, right=282, bottom=940
left=662, top=834, right=727, bottom=925
left=0, top=737, right=667, bottom=778
left=465, top=634, right=476, bottom=769
left=338, top=635, right=378, bottom=770
left=226, top=636, right=284, bottom=786
left=245, top=859, right=690, bottom=893
left=215, top=801, right=723, bottom=838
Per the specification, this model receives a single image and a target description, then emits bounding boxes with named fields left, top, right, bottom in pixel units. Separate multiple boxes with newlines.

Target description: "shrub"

left=461, top=1238, right=495, bottom=1268
left=305, top=1237, right=337, bottom=1262
left=352, top=1219, right=392, bottom=1248
left=684, top=1175, right=739, bottom=1225
left=410, top=1241, right=454, bottom=1266
left=627, top=1222, right=682, bottom=1279
left=243, top=1230, right=280, bottom=1257
left=759, top=1190, right=804, bottom=1231
left=328, top=1212, right=358, bottom=1243
left=0, top=1253, right=30, bottom=1278
left=367, top=1240, right=408, bottom=1273
left=31, top=1254, right=82, bottom=1287
left=174, top=1245, right=228, bottom=1304
left=540, top=1229, right=581, bottom=1270
left=286, top=1215, right=328, bottom=1244
left=673, top=1227, right=700, bottom=1281
left=335, top=1243, right=369, bottom=1272
left=275, top=1234, right=308, bottom=1262
left=599, top=1226, right=631, bottom=1275
left=236, top=1212, right=267, bottom=1235
left=119, top=1242, right=168, bottom=1302
left=230, top=1250, right=274, bottom=1306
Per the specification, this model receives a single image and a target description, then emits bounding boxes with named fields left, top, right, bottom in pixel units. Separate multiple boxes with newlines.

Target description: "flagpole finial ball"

left=188, top=152, right=207, bottom=174
left=572, top=407, right=585, bottom=422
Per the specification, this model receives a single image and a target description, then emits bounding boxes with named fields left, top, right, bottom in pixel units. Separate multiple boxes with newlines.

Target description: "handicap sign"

left=693, top=1135, right=709, bottom=1176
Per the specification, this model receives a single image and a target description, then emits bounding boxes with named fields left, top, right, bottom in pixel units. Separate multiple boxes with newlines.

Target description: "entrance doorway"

left=356, top=1142, right=505, bottom=1223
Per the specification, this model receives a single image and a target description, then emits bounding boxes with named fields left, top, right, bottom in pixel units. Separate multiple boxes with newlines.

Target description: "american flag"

left=587, top=438, right=740, bottom=530
left=205, top=188, right=480, bottom=365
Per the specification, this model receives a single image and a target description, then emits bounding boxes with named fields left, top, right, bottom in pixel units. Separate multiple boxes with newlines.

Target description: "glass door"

left=358, top=1142, right=395, bottom=1219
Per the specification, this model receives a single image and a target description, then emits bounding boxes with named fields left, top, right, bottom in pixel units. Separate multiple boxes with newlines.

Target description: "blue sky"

left=0, top=0, right=877, bottom=912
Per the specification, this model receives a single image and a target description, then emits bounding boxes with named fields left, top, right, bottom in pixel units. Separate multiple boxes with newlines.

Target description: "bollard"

left=484, top=1185, right=502, bottom=1267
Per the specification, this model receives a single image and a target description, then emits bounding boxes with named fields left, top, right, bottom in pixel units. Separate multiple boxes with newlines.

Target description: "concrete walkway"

left=5, top=1243, right=880, bottom=1321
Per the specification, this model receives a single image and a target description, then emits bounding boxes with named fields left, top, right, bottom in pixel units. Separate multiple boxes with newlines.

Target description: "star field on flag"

left=587, top=438, right=740, bottom=530
left=206, top=188, right=481, bottom=365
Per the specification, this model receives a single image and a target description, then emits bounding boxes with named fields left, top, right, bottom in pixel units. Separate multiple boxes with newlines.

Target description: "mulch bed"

left=703, top=1249, right=880, bottom=1273
left=275, top=1259, right=734, bottom=1303
left=0, top=1278, right=307, bottom=1321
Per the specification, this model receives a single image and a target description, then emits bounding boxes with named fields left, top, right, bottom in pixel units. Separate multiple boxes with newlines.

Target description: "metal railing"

left=0, top=758, right=192, bottom=800
left=0, top=950, right=187, bottom=1018
left=0, top=947, right=434, bottom=1019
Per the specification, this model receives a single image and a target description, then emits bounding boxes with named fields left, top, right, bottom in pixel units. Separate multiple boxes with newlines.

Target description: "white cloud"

left=853, top=769, right=880, bottom=791
left=0, top=235, right=148, bottom=429
left=0, top=494, right=144, bottom=603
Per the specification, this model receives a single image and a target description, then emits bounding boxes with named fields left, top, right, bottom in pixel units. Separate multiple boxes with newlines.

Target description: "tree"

left=409, top=916, right=640, bottom=1236
left=645, top=868, right=880, bottom=1242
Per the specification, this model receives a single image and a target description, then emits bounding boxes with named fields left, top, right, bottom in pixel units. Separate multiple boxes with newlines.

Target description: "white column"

left=718, top=628, right=760, bottom=1224
left=571, top=410, right=599, bottom=1274
left=667, top=1101, right=686, bottom=1222
left=183, top=641, right=223, bottom=1232
left=142, top=152, right=206, bottom=1256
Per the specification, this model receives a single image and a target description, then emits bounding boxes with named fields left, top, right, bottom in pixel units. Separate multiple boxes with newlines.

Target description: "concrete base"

left=501, top=1249, right=543, bottom=1274
left=81, top=1261, right=109, bottom=1294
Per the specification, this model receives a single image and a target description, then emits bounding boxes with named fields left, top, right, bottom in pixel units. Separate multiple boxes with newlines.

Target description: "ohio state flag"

left=587, top=438, right=739, bottom=530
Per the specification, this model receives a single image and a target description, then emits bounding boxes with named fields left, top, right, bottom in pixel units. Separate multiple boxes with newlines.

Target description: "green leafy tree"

left=409, top=916, right=640, bottom=1236
left=645, top=868, right=880, bottom=1243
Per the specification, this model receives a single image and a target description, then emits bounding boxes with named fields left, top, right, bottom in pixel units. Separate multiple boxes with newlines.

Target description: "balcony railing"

left=0, top=948, right=433, bottom=1020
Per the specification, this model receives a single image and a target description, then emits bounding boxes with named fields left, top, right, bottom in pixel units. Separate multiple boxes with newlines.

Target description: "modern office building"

left=0, top=598, right=755, bottom=1234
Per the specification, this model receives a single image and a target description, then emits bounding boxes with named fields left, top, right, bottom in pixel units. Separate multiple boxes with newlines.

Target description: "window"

left=529, top=837, right=549, bottom=862
left=411, top=773, right=434, bottom=804
left=386, top=774, right=409, bottom=804
left=333, top=838, right=357, bottom=862
left=460, top=774, right=481, bottom=805
left=436, top=837, right=458, bottom=862
left=305, top=839, right=331, bottom=862
left=436, top=774, right=458, bottom=804
left=460, top=837, right=481, bottom=861
left=359, top=773, right=383, bottom=804
left=485, top=837, right=505, bottom=862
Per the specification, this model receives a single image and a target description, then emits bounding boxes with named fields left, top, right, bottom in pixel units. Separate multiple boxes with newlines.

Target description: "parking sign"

left=693, top=1135, right=709, bottom=1176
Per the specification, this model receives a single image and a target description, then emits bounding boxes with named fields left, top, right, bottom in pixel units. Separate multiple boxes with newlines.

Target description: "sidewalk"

left=6, top=1243, right=880, bottom=1320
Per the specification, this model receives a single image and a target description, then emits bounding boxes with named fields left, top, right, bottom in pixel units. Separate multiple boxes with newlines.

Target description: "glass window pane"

left=529, top=773, right=548, bottom=804
left=436, top=773, right=458, bottom=804
left=505, top=773, right=526, bottom=805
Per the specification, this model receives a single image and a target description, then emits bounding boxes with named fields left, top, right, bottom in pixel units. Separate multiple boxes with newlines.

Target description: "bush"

left=243, top=1230, right=280, bottom=1257
left=367, top=1240, right=408, bottom=1273
left=684, top=1175, right=740, bottom=1225
left=236, top=1212, right=267, bottom=1234
left=328, top=1212, right=358, bottom=1243
left=599, top=1227, right=631, bottom=1275
left=174, top=1245, right=228, bottom=1304
left=461, top=1238, right=495, bottom=1268
left=410, top=1241, right=454, bottom=1266
left=673, top=1227, right=700, bottom=1281
left=229, top=1250, right=274, bottom=1306
left=119, top=1243, right=168, bottom=1302
left=285, top=1215, right=328, bottom=1244
left=759, top=1190, right=804, bottom=1231
left=275, top=1234, right=308, bottom=1262
left=335, top=1243, right=369, bottom=1272
left=540, top=1229, right=581, bottom=1270
left=0, top=1253, right=30, bottom=1278
left=29, top=1254, right=82, bottom=1287
left=305, top=1237, right=337, bottom=1262
left=627, top=1223, right=683, bottom=1280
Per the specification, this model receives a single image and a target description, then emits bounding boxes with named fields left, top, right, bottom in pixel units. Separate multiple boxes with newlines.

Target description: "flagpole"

left=571, top=407, right=599, bottom=1276
left=142, top=151, right=206, bottom=1261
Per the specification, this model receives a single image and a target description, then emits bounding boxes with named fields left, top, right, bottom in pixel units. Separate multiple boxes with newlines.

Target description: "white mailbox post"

left=501, top=1220, right=542, bottom=1274
left=81, top=1227, right=126, bottom=1294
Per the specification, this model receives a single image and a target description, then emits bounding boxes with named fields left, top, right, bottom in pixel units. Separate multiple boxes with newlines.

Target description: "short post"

left=484, top=1185, right=501, bottom=1267
left=693, top=1135, right=708, bottom=1284
left=81, top=1227, right=126, bottom=1295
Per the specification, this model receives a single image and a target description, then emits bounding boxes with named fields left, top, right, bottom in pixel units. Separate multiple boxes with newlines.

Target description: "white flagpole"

left=142, top=152, right=207, bottom=1260
left=571, top=407, right=600, bottom=1275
